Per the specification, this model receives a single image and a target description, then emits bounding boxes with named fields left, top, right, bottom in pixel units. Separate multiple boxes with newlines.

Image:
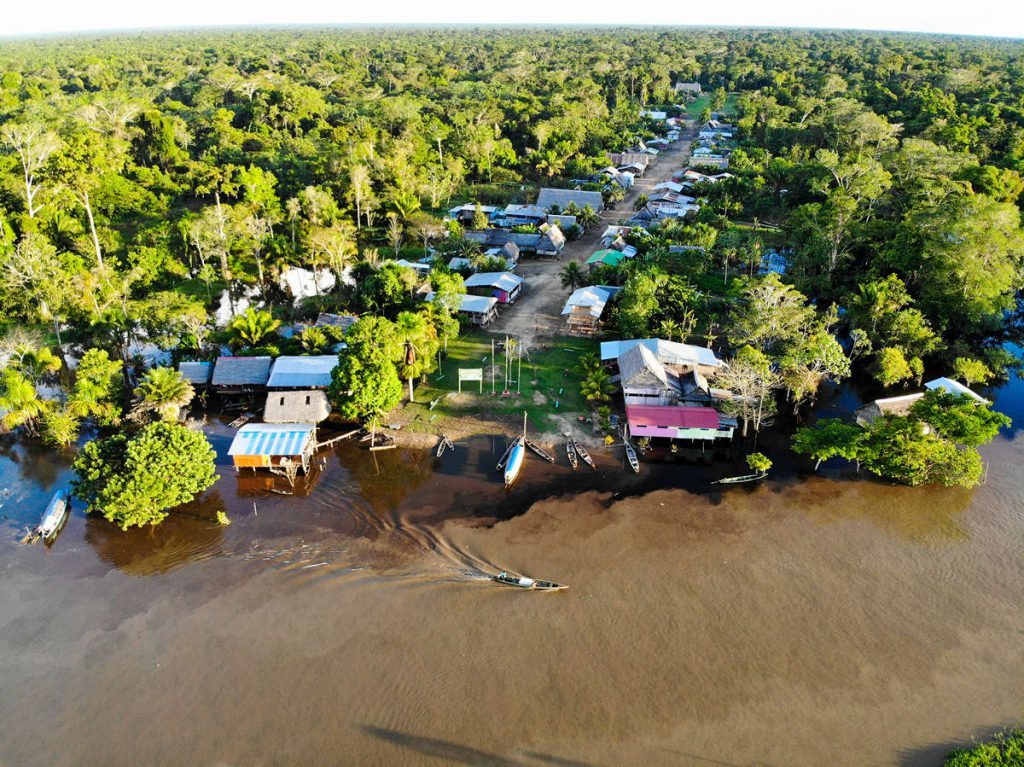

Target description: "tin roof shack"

left=211, top=356, right=272, bottom=393
left=601, top=339, right=725, bottom=377
left=426, top=292, right=499, bottom=326
left=228, top=423, right=317, bottom=473
left=536, top=188, right=605, bottom=214
left=562, top=285, right=622, bottom=335
left=618, top=344, right=680, bottom=407
left=925, top=377, right=989, bottom=404
left=853, top=393, right=926, bottom=427
left=536, top=224, right=566, bottom=257
left=627, top=405, right=732, bottom=442
left=447, top=203, right=499, bottom=225
left=464, top=272, right=525, bottom=304
left=266, top=355, right=338, bottom=389
left=179, top=361, right=213, bottom=387
left=263, top=390, right=331, bottom=424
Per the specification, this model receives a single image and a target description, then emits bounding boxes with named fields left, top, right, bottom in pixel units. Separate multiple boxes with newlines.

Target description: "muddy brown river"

left=1, top=374, right=1022, bottom=766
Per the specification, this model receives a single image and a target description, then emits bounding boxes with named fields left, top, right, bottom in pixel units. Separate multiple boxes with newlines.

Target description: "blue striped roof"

left=227, top=424, right=315, bottom=457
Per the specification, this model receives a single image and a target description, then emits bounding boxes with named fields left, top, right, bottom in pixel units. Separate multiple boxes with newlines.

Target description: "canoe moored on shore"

left=503, top=439, right=525, bottom=488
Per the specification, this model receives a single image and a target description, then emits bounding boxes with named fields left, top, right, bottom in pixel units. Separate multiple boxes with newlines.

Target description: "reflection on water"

left=0, top=369, right=1022, bottom=766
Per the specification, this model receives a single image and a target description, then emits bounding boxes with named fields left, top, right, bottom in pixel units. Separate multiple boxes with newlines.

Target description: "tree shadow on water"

left=361, top=726, right=600, bottom=767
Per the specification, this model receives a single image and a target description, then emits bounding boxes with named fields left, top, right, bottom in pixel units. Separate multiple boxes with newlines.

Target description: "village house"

left=601, top=338, right=726, bottom=377
left=266, top=355, right=338, bottom=389
left=447, top=203, right=499, bottom=225
left=854, top=377, right=988, bottom=428
left=211, top=356, right=272, bottom=394
left=562, top=285, right=622, bottom=335
left=463, top=271, right=525, bottom=304
left=427, top=292, right=498, bottom=326
left=263, top=390, right=332, bottom=424
left=536, top=188, right=605, bottom=214
left=674, top=81, right=702, bottom=96
left=626, top=405, right=734, bottom=443
left=498, top=204, right=547, bottom=227
left=613, top=343, right=725, bottom=408
left=227, top=423, right=318, bottom=473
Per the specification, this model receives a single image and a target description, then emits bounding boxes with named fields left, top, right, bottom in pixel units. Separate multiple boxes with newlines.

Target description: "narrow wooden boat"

left=491, top=571, right=567, bottom=591
left=495, top=440, right=516, bottom=471
left=624, top=440, right=640, bottom=474
left=525, top=438, right=555, bottom=463
left=566, top=438, right=578, bottom=470
left=573, top=439, right=595, bottom=470
left=436, top=436, right=449, bottom=458
left=228, top=411, right=255, bottom=428
left=445, top=435, right=455, bottom=451
left=712, top=473, right=766, bottom=485
left=503, top=439, right=525, bottom=488
left=37, top=489, right=70, bottom=542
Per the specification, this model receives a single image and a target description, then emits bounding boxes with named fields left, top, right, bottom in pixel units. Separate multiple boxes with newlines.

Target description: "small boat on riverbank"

left=624, top=440, right=640, bottom=474
left=436, top=435, right=454, bottom=458
left=712, top=473, right=766, bottom=485
left=37, top=490, right=70, bottom=543
left=574, top=439, right=595, bottom=470
left=566, top=437, right=578, bottom=470
left=496, top=440, right=516, bottom=471
left=491, top=571, right=567, bottom=591
left=503, top=439, right=525, bottom=488
left=525, top=438, right=554, bottom=463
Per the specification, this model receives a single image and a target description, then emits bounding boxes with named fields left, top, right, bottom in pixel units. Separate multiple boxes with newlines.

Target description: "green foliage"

left=69, top=348, right=123, bottom=425
left=580, top=368, right=616, bottom=403
left=953, top=357, right=993, bottom=387
left=746, top=452, right=772, bottom=475
left=559, top=261, right=585, bottom=291
left=71, top=422, right=218, bottom=529
left=328, top=317, right=404, bottom=424
left=910, top=390, right=1010, bottom=447
left=874, top=346, right=915, bottom=387
left=228, top=308, right=281, bottom=350
left=216, top=510, right=231, bottom=526
left=42, top=406, right=81, bottom=449
left=792, top=419, right=864, bottom=469
left=944, top=729, right=1024, bottom=766
left=859, top=416, right=983, bottom=488
left=0, top=369, right=49, bottom=435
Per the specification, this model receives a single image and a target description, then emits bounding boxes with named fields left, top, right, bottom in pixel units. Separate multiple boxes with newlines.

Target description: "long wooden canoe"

left=624, top=440, right=640, bottom=474
left=37, top=490, right=70, bottom=542
left=573, top=439, right=595, bottom=470
left=525, top=438, right=555, bottom=463
left=496, top=440, right=517, bottom=471
left=492, top=571, right=568, bottom=591
left=566, top=438, right=578, bottom=470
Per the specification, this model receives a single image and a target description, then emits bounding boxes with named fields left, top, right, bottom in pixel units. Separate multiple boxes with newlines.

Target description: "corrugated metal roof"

left=536, top=188, right=604, bottom=212
left=179, top=361, right=213, bottom=384
left=600, top=339, right=724, bottom=368
left=228, top=423, right=316, bottom=456
left=464, top=272, right=524, bottom=291
left=627, top=405, right=720, bottom=430
left=924, top=377, right=989, bottom=404
left=212, top=356, right=272, bottom=387
left=618, top=344, right=670, bottom=389
left=267, top=355, right=338, bottom=388
left=585, top=249, right=627, bottom=267
left=561, top=286, right=619, bottom=318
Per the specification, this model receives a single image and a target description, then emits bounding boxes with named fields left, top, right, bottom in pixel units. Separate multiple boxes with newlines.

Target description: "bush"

left=944, top=729, right=1024, bottom=766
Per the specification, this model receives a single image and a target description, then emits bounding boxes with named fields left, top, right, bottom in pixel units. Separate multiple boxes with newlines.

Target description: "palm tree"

left=299, top=327, right=330, bottom=354
left=10, top=344, right=62, bottom=386
left=633, top=194, right=649, bottom=212
left=132, top=366, right=194, bottom=423
left=579, top=368, right=616, bottom=403
left=576, top=204, right=600, bottom=231
left=559, top=261, right=585, bottom=291
left=576, top=351, right=601, bottom=375
left=228, top=308, right=281, bottom=350
left=0, top=369, right=49, bottom=435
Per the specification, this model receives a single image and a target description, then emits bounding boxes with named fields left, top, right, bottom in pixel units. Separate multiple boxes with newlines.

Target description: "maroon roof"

left=626, top=405, right=719, bottom=430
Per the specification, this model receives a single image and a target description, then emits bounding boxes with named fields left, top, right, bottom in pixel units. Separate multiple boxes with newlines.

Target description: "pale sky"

left=2, top=0, right=1022, bottom=39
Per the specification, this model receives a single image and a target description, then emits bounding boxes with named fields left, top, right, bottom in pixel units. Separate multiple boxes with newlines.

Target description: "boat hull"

left=503, top=442, right=525, bottom=487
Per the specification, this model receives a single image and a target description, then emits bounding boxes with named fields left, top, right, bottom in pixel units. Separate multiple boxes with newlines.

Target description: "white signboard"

left=458, top=368, right=483, bottom=393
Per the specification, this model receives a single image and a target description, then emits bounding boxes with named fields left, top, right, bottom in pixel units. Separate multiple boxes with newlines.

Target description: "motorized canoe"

left=496, top=440, right=517, bottom=471
left=491, top=571, right=567, bottom=591
left=525, top=438, right=555, bottom=463
left=573, top=439, right=595, bottom=470
left=503, top=439, right=525, bottom=488
left=37, top=490, right=70, bottom=542
left=566, top=438, right=578, bottom=470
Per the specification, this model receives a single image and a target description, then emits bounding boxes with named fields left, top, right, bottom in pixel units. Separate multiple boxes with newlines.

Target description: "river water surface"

left=1, top=375, right=1022, bottom=766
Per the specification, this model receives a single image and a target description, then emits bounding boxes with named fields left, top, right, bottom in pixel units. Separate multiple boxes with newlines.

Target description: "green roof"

left=585, top=249, right=626, bottom=267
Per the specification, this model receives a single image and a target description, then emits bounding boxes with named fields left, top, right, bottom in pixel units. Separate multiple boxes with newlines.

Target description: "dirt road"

left=491, top=133, right=693, bottom=347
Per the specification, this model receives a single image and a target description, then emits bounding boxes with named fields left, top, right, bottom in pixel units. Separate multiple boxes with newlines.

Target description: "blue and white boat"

left=503, top=438, right=525, bottom=488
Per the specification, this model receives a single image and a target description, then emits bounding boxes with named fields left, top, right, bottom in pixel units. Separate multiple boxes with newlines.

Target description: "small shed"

left=924, top=377, right=989, bottom=404
left=854, top=393, right=926, bottom=427
left=426, top=292, right=499, bottom=326
left=537, top=225, right=566, bottom=256
left=267, top=355, right=338, bottom=389
left=264, top=390, right=331, bottom=424
left=586, top=249, right=628, bottom=269
left=212, top=356, right=272, bottom=391
left=228, top=423, right=317, bottom=472
left=179, top=361, right=213, bottom=386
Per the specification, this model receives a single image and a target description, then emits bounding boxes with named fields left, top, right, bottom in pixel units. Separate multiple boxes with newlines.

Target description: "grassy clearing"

left=399, top=330, right=598, bottom=435
left=685, top=95, right=711, bottom=119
